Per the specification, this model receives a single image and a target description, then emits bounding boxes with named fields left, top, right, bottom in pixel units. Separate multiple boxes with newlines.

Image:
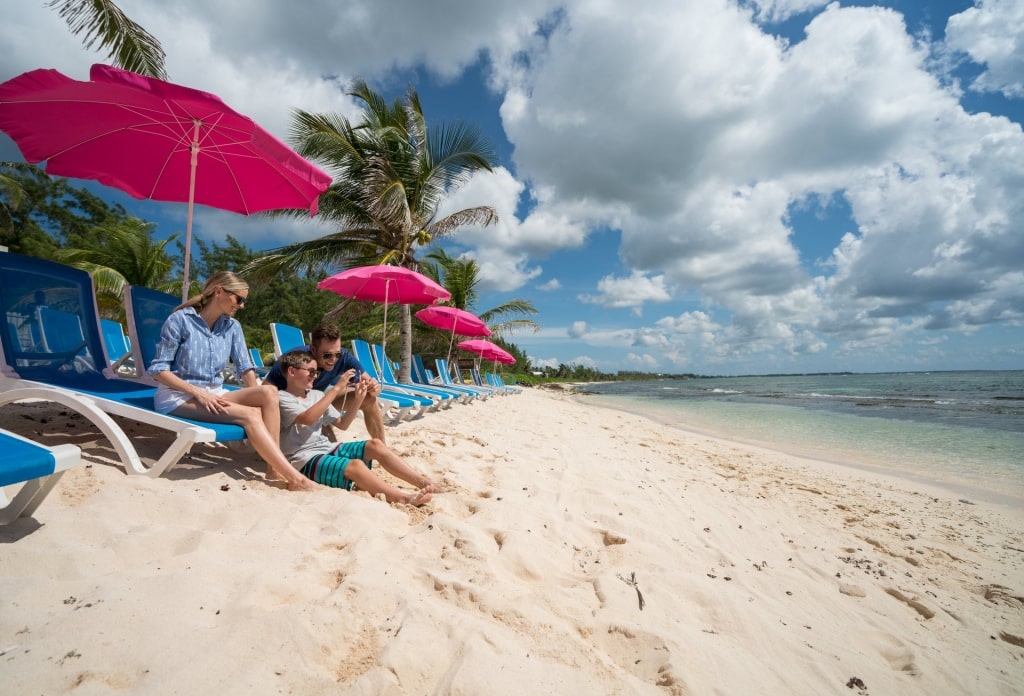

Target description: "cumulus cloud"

left=537, top=278, right=561, bottom=291
left=578, top=272, right=673, bottom=313
left=567, top=321, right=588, bottom=338
left=744, top=0, right=831, bottom=24
left=492, top=0, right=1023, bottom=363
left=946, top=0, right=1024, bottom=98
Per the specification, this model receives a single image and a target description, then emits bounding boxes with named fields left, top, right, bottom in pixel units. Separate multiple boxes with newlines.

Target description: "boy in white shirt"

left=277, top=349, right=436, bottom=505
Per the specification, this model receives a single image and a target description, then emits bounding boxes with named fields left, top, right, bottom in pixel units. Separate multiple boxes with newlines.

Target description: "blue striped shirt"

left=147, top=307, right=254, bottom=387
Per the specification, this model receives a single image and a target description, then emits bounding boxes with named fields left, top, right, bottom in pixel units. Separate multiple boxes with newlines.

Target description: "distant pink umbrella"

left=415, top=305, right=491, bottom=367
left=458, top=339, right=515, bottom=365
left=0, top=64, right=332, bottom=301
left=319, top=265, right=450, bottom=353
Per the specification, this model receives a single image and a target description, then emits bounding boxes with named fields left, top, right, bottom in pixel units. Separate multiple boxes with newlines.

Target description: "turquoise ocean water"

left=575, top=371, right=1024, bottom=505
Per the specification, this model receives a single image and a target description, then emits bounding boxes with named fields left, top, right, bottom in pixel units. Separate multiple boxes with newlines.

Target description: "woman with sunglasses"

left=147, top=271, right=317, bottom=491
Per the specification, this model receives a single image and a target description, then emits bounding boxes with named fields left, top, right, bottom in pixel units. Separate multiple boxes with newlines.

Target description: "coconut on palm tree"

left=243, top=80, right=498, bottom=382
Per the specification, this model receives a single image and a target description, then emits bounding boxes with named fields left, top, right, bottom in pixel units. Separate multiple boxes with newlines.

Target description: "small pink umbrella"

left=458, top=338, right=515, bottom=370
left=415, top=305, right=490, bottom=367
left=0, top=64, right=332, bottom=301
left=319, top=265, right=451, bottom=353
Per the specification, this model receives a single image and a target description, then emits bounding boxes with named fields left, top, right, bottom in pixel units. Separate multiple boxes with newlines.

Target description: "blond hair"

left=176, top=271, right=249, bottom=312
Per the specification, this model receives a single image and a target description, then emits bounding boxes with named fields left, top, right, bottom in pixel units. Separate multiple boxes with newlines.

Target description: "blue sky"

left=2, top=0, right=1022, bottom=375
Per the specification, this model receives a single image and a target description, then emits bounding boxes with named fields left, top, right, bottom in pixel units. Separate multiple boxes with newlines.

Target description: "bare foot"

left=404, top=487, right=433, bottom=506
left=288, top=477, right=319, bottom=492
left=419, top=478, right=442, bottom=494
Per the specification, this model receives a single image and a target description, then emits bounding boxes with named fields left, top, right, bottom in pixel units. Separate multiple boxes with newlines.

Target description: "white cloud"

left=744, top=0, right=831, bottom=24
left=567, top=321, right=588, bottom=338
left=946, top=0, right=1024, bottom=98
left=537, top=278, right=561, bottom=291
left=578, top=272, right=672, bottom=313
left=625, top=353, right=660, bottom=370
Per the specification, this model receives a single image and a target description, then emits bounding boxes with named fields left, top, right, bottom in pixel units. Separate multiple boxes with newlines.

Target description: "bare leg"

left=344, top=459, right=431, bottom=505
left=360, top=394, right=387, bottom=443
left=171, top=389, right=315, bottom=491
left=362, top=438, right=437, bottom=492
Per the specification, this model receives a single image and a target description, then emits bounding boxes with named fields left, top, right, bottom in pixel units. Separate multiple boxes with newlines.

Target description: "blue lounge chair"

left=358, top=340, right=465, bottom=407
left=411, top=354, right=482, bottom=401
left=99, top=318, right=133, bottom=372
left=0, top=427, right=81, bottom=525
left=433, top=358, right=493, bottom=398
left=373, top=342, right=472, bottom=404
left=0, top=253, right=246, bottom=478
left=349, top=340, right=446, bottom=411
left=270, top=322, right=307, bottom=358
left=249, top=347, right=271, bottom=378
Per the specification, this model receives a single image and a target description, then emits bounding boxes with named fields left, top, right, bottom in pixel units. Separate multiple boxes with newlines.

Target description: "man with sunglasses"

left=264, top=323, right=387, bottom=443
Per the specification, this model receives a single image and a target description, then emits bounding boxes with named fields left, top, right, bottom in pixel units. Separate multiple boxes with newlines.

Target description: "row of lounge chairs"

left=0, top=251, right=517, bottom=525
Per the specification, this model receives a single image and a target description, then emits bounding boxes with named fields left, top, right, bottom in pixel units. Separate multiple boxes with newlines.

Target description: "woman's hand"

left=194, top=389, right=232, bottom=414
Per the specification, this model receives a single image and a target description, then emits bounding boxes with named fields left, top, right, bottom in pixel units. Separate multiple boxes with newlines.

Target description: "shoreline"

left=2, top=388, right=1022, bottom=694
left=571, top=389, right=1024, bottom=509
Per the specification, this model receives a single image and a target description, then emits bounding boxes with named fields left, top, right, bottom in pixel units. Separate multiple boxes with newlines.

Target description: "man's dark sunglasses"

left=319, top=351, right=342, bottom=360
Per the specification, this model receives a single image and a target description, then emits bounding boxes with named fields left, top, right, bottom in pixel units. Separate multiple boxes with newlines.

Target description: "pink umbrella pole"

left=381, top=280, right=390, bottom=354
left=181, top=121, right=200, bottom=302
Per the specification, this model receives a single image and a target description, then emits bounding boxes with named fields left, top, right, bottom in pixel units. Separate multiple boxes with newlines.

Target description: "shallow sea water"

left=576, top=371, right=1024, bottom=506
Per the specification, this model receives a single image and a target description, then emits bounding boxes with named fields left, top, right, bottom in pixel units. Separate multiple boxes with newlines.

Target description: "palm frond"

left=48, top=0, right=167, bottom=80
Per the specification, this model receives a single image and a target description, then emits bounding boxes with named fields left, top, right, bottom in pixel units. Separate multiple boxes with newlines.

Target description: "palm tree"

left=54, top=217, right=178, bottom=318
left=0, top=164, right=32, bottom=235
left=243, top=79, right=498, bottom=382
left=47, top=0, right=167, bottom=79
left=421, top=248, right=539, bottom=337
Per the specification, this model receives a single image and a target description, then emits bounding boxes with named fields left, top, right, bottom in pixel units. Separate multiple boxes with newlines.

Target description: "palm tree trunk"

left=398, top=303, right=412, bottom=383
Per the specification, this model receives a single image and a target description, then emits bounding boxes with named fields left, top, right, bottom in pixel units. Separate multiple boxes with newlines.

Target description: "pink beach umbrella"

left=457, top=339, right=515, bottom=376
left=415, top=305, right=491, bottom=367
left=0, top=64, right=332, bottom=301
left=318, top=265, right=451, bottom=353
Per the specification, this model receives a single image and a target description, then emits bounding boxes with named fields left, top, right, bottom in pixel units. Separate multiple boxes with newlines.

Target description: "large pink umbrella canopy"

left=0, top=64, right=333, bottom=301
left=415, top=305, right=491, bottom=368
left=318, top=265, right=451, bottom=353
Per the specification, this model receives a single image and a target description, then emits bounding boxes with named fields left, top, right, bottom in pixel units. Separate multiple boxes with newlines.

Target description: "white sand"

left=2, top=387, right=1022, bottom=694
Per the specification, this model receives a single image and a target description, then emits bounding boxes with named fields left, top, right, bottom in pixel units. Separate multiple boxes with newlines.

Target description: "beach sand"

left=1, top=387, right=1022, bottom=694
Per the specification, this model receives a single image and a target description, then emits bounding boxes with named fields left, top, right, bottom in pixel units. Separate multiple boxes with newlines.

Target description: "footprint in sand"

left=593, top=624, right=684, bottom=692
left=884, top=587, right=935, bottom=619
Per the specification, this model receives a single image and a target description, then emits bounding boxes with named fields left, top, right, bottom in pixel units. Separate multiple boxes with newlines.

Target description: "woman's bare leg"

left=171, top=394, right=315, bottom=491
left=343, top=459, right=431, bottom=505
left=362, top=438, right=437, bottom=492
left=220, top=384, right=282, bottom=447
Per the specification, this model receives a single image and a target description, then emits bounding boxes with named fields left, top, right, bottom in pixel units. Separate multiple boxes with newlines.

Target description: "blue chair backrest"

left=125, top=285, right=179, bottom=373
left=0, top=253, right=107, bottom=383
left=411, top=355, right=430, bottom=383
left=270, top=322, right=306, bottom=358
left=350, top=339, right=384, bottom=381
left=100, top=318, right=130, bottom=363
left=372, top=344, right=400, bottom=383
left=249, top=347, right=266, bottom=368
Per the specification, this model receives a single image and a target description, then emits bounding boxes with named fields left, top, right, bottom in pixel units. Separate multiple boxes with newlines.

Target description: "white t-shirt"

left=278, top=389, right=340, bottom=465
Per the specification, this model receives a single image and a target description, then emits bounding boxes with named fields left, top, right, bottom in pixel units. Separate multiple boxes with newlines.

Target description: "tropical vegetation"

left=242, top=80, right=499, bottom=383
